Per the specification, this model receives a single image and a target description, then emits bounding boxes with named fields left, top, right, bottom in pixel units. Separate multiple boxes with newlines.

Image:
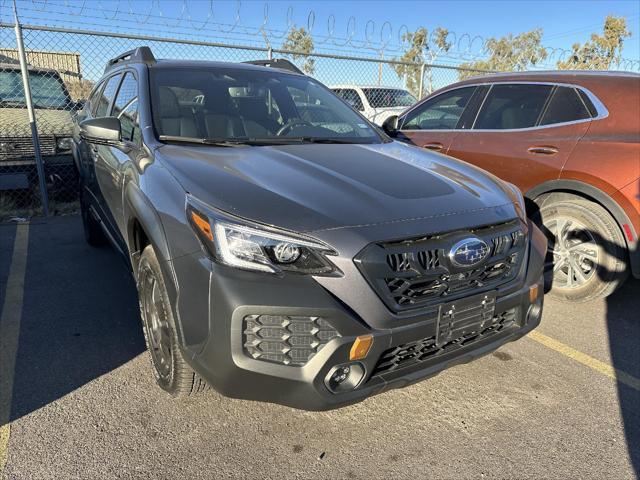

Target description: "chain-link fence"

left=0, top=20, right=490, bottom=221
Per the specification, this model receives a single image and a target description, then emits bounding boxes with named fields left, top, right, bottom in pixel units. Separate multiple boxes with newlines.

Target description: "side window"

left=95, top=74, right=121, bottom=118
left=402, top=86, right=475, bottom=130
left=112, top=73, right=140, bottom=144
left=539, top=86, right=591, bottom=126
left=341, top=89, right=364, bottom=111
left=120, top=100, right=141, bottom=145
left=474, top=84, right=553, bottom=130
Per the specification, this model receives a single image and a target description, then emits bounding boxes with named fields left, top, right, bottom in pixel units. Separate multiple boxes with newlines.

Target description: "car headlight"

left=56, top=137, right=73, bottom=151
left=504, top=182, right=526, bottom=221
left=186, top=195, right=340, bottom=276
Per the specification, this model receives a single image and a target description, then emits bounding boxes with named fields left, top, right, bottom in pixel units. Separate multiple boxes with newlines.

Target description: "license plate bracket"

left=436, top=291, right=497, bottom=347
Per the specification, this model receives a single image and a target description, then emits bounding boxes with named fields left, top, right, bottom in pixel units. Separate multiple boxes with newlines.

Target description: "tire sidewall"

left=137, top=246, right=180, bottom=394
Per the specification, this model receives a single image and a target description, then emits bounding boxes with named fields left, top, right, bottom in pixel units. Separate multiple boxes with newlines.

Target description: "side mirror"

left=80, top=117, right=122, bottom=145
left=382, top=115, right=399, bottom=137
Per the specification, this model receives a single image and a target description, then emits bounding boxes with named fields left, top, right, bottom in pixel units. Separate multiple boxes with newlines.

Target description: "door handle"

left=422, top=142, right=444, bottom=151
left=528, top=146, right=558, bottom=155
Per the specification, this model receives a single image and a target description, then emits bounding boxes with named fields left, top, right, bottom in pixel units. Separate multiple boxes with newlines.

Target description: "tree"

left=393, top=27, right=428, bottom=97
left=557, top=15, right=631, bottom=70
left=424, top=27, right=452, bottom=95
left=458, top=29, right=547, bottom=79
left=282, top=27, right=315, bottom=75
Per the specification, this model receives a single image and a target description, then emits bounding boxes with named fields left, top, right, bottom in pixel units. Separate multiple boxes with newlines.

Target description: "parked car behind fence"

left=331, top=85, right=417, bottom=126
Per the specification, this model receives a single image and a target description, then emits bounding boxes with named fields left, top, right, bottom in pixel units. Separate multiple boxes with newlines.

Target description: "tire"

left=532, top=199, right=629, bottom=302
left=80, top=188, right=107, bottom=247
left=137, top=245, right=208, bottom=396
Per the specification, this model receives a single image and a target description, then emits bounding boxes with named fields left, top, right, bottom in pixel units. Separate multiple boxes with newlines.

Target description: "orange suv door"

left=447, top=83, right=592, bottom=193
left=397, top=86, right=477, bottom=154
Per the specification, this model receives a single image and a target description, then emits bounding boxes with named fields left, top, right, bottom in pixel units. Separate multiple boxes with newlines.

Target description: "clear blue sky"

left=3, top=0, right=639, bottom=89
left=233, top=0, right=640, bottom=59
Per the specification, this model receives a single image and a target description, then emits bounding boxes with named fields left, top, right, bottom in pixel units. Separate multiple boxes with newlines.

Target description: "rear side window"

left=95, top=74, right=121, bottom=118
left=402, top=86, right=475, bottom=130
left=474, top=84, right=553, bottom=130
left=335, top=88, right=364, bottom=111
left=539, top=86, right=591, bottom=126
left=88, top=83, right=104, bottom=115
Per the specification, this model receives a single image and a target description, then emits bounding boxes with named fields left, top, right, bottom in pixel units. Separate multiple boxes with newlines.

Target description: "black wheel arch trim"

left=525, top=179, right=639, bottom=278
left=123, top=182, right=193, bottom=348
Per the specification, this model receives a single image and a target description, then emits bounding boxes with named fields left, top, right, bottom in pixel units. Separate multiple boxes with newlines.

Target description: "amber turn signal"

left=190, top=210, right=213, bottom=241
left=529, top=284, right=539, bottom=303
left=349, top=334, right=373, bottom=361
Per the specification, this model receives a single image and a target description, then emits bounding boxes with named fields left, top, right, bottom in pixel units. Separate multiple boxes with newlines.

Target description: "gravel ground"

left=1, top=216, right=638, bottom=480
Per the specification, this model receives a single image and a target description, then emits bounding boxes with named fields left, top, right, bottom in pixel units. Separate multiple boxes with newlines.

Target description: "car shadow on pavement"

left=606, top=277, right=640, bottom=477
left=530, top=196, right=640, bottom=478
left=2, top=216, right=145, bottom=423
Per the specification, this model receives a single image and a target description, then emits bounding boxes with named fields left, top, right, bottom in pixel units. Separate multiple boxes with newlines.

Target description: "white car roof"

left=329, top=85, right=410, bottom=91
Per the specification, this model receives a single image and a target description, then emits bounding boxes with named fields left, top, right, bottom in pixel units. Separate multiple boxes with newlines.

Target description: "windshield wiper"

left=286, top=137, right=362, bottom=144
left=158, top=135, right=366, bottom=147
left=158, top=135, right=250, bottom=147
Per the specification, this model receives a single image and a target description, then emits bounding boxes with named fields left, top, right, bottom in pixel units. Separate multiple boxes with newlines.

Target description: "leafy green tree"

left=393, top=27, right=427, bottom=97
left=425, top=28, right=452, bottom=95
left=557, top=15, right=631, bottom=70
left=393, top=27, right=451, bottom=97
left=282, top=27, right=315, bottom=75
left=458, top=29, right=547, bottom=79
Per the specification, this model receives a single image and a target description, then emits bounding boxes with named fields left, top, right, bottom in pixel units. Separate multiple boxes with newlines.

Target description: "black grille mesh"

left=372, top=307, right=519, bottom=376
left=356, top=222, right=526, bottom=312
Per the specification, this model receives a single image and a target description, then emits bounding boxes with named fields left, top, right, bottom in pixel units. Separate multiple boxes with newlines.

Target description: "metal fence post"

left=418, top=63, right=426, bottom=99
left=12, top=1, right=49, bottom=217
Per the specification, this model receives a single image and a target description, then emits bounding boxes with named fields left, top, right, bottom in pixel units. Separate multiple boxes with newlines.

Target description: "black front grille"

left=372, top=307, right=519, bottom=376
left=355, top=221, right=526, bottom=312
left=0, top=136, right=56, bottom=160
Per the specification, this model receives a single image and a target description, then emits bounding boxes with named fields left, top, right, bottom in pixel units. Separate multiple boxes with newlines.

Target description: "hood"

left=158, top=141, right=518, bottom=236
left=0, top=108, right=73, bottom=137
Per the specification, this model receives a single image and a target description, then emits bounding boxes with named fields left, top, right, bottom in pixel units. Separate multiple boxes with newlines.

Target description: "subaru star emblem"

left=449, top=237, right=490, bottom=268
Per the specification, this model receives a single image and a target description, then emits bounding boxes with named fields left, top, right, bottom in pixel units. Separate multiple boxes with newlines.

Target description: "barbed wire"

left=1, top=0, right=638, bottom=71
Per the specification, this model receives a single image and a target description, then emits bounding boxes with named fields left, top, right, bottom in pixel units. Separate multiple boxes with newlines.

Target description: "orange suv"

left=383, top=71, right=639, bottom=301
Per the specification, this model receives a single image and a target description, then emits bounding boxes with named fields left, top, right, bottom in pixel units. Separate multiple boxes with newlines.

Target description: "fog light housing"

left=324, top=362, right=365, bottom=393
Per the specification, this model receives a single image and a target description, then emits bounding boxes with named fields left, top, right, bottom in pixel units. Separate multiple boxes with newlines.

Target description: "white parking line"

left=0, top=223, right=29, bottom=475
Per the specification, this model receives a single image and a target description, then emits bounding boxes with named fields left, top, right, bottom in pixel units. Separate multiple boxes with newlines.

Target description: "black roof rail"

left=105, top=46, right=156, bottom=73
left=243, top=58, right=304, bottom=75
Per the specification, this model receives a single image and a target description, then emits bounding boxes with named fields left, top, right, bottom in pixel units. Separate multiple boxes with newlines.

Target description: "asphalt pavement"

left=1, top=215, right=639, bottom=479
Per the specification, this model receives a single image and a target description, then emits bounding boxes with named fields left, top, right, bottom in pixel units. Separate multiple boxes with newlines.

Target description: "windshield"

left=150, top=67, right=383, bottom=145
left=362, top=88, right=416, bottom=109
left=0, top=70, right=72, bottom=109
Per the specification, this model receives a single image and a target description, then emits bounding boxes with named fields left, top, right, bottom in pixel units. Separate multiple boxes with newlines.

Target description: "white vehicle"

left=330, top=85, right=417, bottom=125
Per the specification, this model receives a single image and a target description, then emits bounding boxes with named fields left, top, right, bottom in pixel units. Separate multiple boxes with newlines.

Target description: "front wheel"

left=533, top=199, right=628, bottom=302
left=137, top=245, right=208, bottom=396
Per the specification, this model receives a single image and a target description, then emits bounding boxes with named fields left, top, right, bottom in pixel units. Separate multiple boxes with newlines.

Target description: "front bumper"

left=171, top=220, right=546, bottom=411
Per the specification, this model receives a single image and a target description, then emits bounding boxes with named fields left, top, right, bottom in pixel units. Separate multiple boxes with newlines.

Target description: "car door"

left=397, top=85, right=477, bottom=153
left=84, top=73, right=122, bottom=238
left=95, top=71, right=142, bottom=245
left=447, top=83, right=592, bottom=193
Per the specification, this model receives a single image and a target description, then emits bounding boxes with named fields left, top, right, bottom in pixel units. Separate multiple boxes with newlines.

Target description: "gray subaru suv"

left=72, top=47, right=546, bottom=410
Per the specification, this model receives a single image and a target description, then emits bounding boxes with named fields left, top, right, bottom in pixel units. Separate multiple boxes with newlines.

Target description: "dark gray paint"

left=72, top=55, right=547, bottom=410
